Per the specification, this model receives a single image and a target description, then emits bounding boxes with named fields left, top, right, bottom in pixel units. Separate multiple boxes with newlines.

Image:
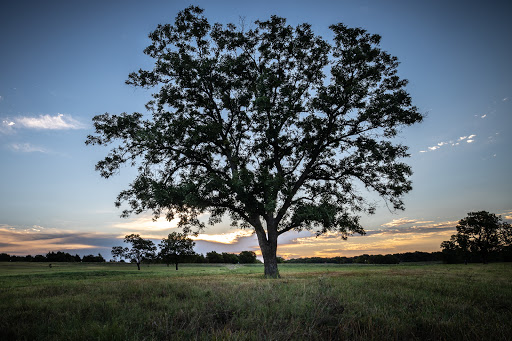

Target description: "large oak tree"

left=87, top=7, right=423, bottom=278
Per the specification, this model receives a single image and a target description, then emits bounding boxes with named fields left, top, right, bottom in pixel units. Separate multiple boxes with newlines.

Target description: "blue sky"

left=1, top=0, right=511, bottom=259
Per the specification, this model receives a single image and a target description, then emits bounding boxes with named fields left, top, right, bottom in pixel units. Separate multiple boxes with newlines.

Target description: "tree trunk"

left=262, top=250, right=279, bottom=278
left=136, top=262, right=141, bottom=270
left=256, top=227, right=280, bottom=278
left=175, top=262, right=179, bottom=270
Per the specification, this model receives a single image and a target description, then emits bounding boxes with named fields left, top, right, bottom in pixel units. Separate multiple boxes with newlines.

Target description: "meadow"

left=1, top=262, right=511, bottom=340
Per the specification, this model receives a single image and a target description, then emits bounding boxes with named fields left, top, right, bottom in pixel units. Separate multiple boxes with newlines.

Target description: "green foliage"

left=222, top=252, right=239, bottom=264
left=82, top=254, right=106, bottom=262
left=46, top=251, right=81, bottom=262
left=158, top=232, right=196, bottom=269
left=111, top=234, right=157, bottom=270
left=285, top=252, right=440, bottom=264
left=238, top=251, right=257, bottom=264
left=353, top=254, right=399, bottom=264
left=87, top=6, right=423, bottom=277
left=206, top=251, right=224, bottom=263
left=441, top=211, right=512, bottom=263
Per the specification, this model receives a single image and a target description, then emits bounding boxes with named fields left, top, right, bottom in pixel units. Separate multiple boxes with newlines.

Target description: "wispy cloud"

left=9, top=143, right=48, bottom=153
left=420, top=134, right=477, bottom=153
left=1, top=120, right=16, bottom=134
left=0, top=225, right=119, bottom=256
left=381, top=218, right=433, bottom=228
left=458, top=134, right=476, bottom=142
left=112, top=216, right=179, bottom=234
left=371, top=219, right=458, bottom=236
left=15, top=113, right=85, bottom=130
left=501, top=211, right=512, bottom=221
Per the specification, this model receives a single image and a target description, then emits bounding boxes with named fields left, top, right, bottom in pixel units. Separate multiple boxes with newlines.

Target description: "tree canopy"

left=441, top=211, right=512, bottom=264
left=87, top=6, right=423, bottom=277
left=158, top=232, right=196, bottom=270
left=111, top=234, right=157, bottom=270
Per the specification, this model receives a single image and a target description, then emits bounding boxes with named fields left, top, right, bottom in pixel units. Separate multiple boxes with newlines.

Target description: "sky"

left=1, top=0, right=511, bottom=260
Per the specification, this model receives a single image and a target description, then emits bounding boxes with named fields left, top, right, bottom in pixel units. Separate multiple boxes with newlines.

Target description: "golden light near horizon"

left=191, top=230, right=255, bottom=244
left=112, top=216, right=179, bottom=235
left=274, top=219, right=460, bottom=259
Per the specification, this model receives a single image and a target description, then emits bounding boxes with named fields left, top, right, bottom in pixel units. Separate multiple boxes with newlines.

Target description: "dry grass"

left=1, top=262, right=511, bottom=340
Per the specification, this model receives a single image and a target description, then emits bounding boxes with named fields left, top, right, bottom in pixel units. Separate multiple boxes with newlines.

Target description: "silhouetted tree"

left=440, top=239, right=464, bottom=264
left=111, top=234, right=156, bottom=270
left=206, top=251, right=224, bottom=263
left=34, top=254, right=46, bottom=262
left=188, top=253, right=207, bottom=263
left=238, top=251, right=257, bottom=264
left=111, top=246, right=125, bottom=262
left=222, top=252, right=239, bottom=264
left=441, top=211, right=512, bottom=264
left=355, top=254, right=370, bottom=264
left=82, top=253, right=106, bottom=262
left=395, top=251, right=442, bottom=263
left=86, top=6, right=423, bottom=278
left=46, top=251, right=78, bottom=262
left=158, top=232, right=196, bottom=270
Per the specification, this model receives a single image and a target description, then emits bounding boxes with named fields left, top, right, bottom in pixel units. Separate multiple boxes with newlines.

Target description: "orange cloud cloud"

left=275, top=220, right=458, bottom=259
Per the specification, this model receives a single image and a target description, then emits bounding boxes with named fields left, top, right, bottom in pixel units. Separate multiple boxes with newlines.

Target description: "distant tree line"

left=112, top=250, right=261, bottom=265
left=0, top=251, right=106, bottom=263
left=204, top=251, right=260, bottom=264
left=285, top=251, right=442, bottom=264
left=111, top=233, right=262, bottom=270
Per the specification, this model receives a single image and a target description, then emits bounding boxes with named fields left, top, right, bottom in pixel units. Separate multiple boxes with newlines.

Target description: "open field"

left=1, top=262, right=511, bottom=340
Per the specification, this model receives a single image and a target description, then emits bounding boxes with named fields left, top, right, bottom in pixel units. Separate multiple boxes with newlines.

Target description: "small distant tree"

left=441, top=211, right=512, bottom=264
left=238, top=251, right=257, bottom=264
left=82, top=253, right=106, bottom=262
left=111, top=234, right=157, bottom=270
left=158, top=232, right=196, bottom=270
left=222, top=252, right=239, bottom=264
left=206, top=251, right=224, bottom=263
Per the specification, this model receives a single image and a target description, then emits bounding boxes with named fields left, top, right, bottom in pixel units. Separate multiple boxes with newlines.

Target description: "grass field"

left=1, top=262, right=511, bottom=340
